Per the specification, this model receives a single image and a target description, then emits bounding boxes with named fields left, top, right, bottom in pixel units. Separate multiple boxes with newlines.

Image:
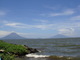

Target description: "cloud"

left=3, top=21, right=32, bottom=28
left=5, top=23, right=54, bottom=30
left=0, top=30, right=24, bottom=38
left=0, top=30, right=25, bottom=38
left=1, top=20, right=80, bottom=37
left=49, top=9, right=75, bottom=17
left=70, top=15, right=80, bottom=20
left=3, top=20, right=54, bottom=30
left=0, top=26, right=3, bottom=28
left=34, top=19, right=49, bottom=25
left=77, top=5, right=80, bottom=9
left=3, top=20, right=80, bottom=31
left=5, top=23, right=28, bottom=28
left=0, top=30, right=53, bottom=38
left=44, top=5, right=59, bottom=10
left=18, top=33, right=51, bottom=38
left=58, top=28, right=74, bottom=36
left=34, top=19, right=48, bottom=23
left=0, top=11, right=7, bottom=16
left=0, top=31, right=11, bottom=37
left=40, top=14, right=46, bottom=16
left=40, top=9, right=75, bottom=17
left=33, top=24, right=54, bottom=30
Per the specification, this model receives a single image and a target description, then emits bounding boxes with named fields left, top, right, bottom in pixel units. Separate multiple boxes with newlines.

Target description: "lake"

left=3, top=38, right=80, bottom=60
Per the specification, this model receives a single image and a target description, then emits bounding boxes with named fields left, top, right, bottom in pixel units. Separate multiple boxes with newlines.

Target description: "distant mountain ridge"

left=1, top=33, right=26, bottom=39
left=51, top=34, right=69, bottom=38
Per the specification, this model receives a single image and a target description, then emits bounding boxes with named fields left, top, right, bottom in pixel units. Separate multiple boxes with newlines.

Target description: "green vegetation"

left=0, top=40, right=30, bottom=60
left=1, top=54, right=15, bottom=60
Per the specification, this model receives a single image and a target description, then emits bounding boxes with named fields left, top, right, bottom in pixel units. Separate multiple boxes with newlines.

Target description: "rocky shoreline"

left=24, top=45, right=38, bottom=53
left=0, top=40, right=39, bottom=60
left=0, top=45, right=39, bottom=56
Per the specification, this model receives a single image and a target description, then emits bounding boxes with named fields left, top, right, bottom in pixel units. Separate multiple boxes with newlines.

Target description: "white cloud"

left=0, top=30, right=26, bottom=38
left=77, top=5, right=80, bottom=8
left=58, top=28, right=74, bottom=36
left=3, top=20, right=80, bottom=31
left=34, top=19, right=48, bottom=23
left=18, top=33, right=51, bottom=38
left=0, top=31, right=11, bottom=37
left=5, top=23, right=27, bottom=28
left=1, top=20, right=80, bottom=37
left=6, top=23, right=54, bottom=30
left=0, top=30, right=53, bottom=38
left=34, top=24, right=54, bottom=30
left=0, top=11, right=6, bottom=16
left=40, top=9, right=75, bottom=17
left=3, top=21, right=32, bottom=28
left=0, top=26, right=3, bottom=28
left=40, top=14, right=46, bottom=16
left=70, top=15, right=80, bottom=20
left=3, top=21, right=54, bottom=30
left=49, top=9, right=74, bottom=16
left=44, top=5, right=59, bottom=10
left=34, top=19, right=49, bottom=26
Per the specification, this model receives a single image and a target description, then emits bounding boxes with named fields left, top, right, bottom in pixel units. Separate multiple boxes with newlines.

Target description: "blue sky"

left=0, top=0, right=80, bottom=38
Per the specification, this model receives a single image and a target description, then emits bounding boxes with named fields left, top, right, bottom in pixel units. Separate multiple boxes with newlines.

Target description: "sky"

left=0, top=0, right=80, bottom=38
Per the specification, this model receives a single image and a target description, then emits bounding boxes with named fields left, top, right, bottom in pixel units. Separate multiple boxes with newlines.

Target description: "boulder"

left=24, top=45, right=39, bottom=53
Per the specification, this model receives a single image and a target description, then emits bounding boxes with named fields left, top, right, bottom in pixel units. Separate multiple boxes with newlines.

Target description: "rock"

left=23, top=45, right=39, bottom=53
left=28, top=48, right=39, bottom=53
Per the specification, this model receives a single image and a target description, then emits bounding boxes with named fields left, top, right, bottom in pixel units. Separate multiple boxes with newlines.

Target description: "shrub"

left=0, top=40, right=30, bottom=60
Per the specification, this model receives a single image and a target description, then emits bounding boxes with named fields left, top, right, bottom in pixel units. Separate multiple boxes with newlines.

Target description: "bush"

left=0, top=40, right=30, bottom=60
left=1, top=54, right=15, bottom=60
left=0, top=40, right=29, bottom=55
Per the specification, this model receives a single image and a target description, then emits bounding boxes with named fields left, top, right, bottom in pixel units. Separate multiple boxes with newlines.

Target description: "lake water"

left=3, top=38, right=80, bottom=60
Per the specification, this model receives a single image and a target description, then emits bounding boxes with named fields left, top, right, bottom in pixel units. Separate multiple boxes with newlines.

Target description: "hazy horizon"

left=0, top=0, right=80, bottom=38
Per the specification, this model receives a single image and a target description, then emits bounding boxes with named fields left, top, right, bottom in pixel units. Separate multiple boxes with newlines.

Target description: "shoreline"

left=0, top=40, right=39, bottom=60
left=1, top=39, right=80, bottom=60
left=15, top=54, right=80, bottom=60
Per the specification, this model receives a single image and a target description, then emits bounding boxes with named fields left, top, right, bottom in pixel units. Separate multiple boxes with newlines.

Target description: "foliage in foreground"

left=0, top=40, right=29, bottom=60
left=1, top=54, right=15, bottom=60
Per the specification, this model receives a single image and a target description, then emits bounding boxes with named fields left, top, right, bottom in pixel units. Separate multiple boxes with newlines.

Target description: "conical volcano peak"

left=9, top=32, right=19, bottom=35
left=1, top=32, right=26, bottom=39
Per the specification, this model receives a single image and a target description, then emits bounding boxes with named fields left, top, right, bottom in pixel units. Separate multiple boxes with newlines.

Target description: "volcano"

left=1, top=33, right=26, bottom=39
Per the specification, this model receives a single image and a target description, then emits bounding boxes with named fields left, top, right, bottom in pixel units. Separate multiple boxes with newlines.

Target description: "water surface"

left=3, top=38, right=80, bottom=60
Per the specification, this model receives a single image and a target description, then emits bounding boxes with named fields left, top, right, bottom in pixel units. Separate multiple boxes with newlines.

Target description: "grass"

left=0, top=40, right=30, bottom=60
left=1, top=54, right=15, bottom=60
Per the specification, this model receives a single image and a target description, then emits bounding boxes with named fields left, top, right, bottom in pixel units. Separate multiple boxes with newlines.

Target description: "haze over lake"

left=3, top=38, right=80, bottom=60
left=0, top=0, right=80, bottom=60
